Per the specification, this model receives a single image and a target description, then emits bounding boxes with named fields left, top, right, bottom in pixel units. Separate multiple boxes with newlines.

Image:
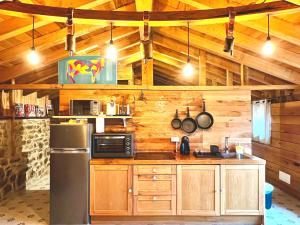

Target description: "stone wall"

left=0, top=119, right=50, bottom=200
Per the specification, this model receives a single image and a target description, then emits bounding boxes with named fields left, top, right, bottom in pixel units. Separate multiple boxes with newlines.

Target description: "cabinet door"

left=90, top=165, right=133, bottom=216
left=221, top=165, right=265, bottom=215
left=177, top=165, right=220, bottom=216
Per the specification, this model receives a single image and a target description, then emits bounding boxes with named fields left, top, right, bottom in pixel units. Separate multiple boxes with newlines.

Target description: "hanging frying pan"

left=195, top=100, right=214, bottom=129
left=171, top=109, right=182, bottom=129
left=181, top=107, right=197, bottom=134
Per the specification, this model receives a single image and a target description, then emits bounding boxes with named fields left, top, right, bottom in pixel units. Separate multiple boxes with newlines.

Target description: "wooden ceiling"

left=0, top=0, right=299, bottom=99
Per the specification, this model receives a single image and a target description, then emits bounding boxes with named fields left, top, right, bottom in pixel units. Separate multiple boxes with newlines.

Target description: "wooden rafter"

left=178, top=0, right=300, bottom=46
left=152, top=33, right=292, bottom=85
left=0, top=1, right=298, bottom=26
left=0, top=3, right=136, bottom=65
left=155, top=27, right=300, bottom=84
left=0, top=0, right=112, bottom=42
left=0, top=27, right=138, bottom=83
left=0, top=84, right=298, bottom=91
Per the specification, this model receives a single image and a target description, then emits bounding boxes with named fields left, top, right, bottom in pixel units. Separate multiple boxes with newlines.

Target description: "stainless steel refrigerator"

left=50, top=124, right=93, bottom=225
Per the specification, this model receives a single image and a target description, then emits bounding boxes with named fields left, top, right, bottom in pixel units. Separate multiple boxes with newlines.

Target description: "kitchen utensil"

left=195, top=100, right=214, bottom=129
left=224, top=9, right=236, bottom=53
left=181, top=107, right=197, bottom=133
left=106, top=100, right=116, bottom=115
left=171, top=109, right=182, bottom=129
left=180, top=136, right=190, bottom=155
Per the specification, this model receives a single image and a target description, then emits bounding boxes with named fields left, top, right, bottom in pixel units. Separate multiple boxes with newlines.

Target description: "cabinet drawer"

left=133, top=165, right=176, bottom=175
left=133, top=195, right=176, bottom=215
left=134, top=174, right=176, bottom=195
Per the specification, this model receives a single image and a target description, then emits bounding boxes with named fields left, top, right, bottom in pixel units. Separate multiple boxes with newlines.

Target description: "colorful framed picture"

left=58, top=56, right=117, bottom=84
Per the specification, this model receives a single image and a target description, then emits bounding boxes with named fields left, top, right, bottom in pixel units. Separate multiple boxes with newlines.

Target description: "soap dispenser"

left=180, top=136, right=190, bottom=155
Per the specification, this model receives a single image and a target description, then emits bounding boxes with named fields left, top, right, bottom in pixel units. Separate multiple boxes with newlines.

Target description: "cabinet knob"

left=128, top=188, right=132, bottom=193
left=152, top=169, right=157, bottom=173
left=153, top=175, right=157, bottom=180
left=153, top=196, right=157, bottom=201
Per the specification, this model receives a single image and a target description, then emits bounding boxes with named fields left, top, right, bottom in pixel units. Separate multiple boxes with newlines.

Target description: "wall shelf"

left=51, top=115, right=132, bottom=128
left=52, top=115, right=132, bottom=119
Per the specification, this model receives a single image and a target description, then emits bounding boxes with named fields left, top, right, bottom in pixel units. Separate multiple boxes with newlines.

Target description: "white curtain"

left=252, top=100, right=271, bottom=144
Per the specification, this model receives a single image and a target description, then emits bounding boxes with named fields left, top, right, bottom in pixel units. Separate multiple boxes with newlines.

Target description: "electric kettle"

left=180, top=136, right=190, bottom=155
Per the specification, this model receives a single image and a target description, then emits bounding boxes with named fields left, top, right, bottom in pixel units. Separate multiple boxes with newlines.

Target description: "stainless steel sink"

left=193, top=151, right=248, bottom=159
left=134, top=152, right=176, bottom=160
left=221, top=152, right=248, bottom=159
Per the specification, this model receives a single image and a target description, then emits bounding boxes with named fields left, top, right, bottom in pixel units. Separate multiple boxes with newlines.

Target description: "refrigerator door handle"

left=51, top=148, right=89, bottom=153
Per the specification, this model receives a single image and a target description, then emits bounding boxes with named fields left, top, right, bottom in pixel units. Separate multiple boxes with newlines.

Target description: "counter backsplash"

left=59, top=90, right=252, bottom=153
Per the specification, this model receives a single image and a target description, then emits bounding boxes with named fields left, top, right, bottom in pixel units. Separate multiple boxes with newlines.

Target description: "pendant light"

left=262, top=14, right=275, bottom=56
left=27, top=16, right=40, bottom=65
left=183, top=22, right=194, bottom=77
left=106, top=23, right=117, bottom=61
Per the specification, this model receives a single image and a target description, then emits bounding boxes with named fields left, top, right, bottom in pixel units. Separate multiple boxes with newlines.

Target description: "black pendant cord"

left=267, top=14, right=270, bottom=39
left=110, top=22, right=113, bottom=44
left=187, top=21, right=190, bottom=63
left=32, top=16, right=35, bottom=50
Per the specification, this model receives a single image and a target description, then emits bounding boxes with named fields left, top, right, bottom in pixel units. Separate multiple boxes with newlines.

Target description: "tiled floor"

left=0, top=173, right=299, bottom=225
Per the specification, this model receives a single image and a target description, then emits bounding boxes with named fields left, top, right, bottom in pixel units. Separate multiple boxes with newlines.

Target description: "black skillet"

left=181, top=107, right=197, bottom=134
left=195, top=100, right=214, bottom=129
left=171, top=109, right=182, bottom=129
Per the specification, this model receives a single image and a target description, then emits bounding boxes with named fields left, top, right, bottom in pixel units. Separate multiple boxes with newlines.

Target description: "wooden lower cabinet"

left=90, top=163, right=265, bottom=220
left=220, top=165, right=265, bottom=215
left=133, top=165, right=177, bottom=215
left=90, top=165, right=133, bottom=216
left=177, top=165, right=220, bottom=216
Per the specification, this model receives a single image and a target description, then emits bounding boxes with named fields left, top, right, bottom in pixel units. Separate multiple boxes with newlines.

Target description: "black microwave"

left=92, top=133, right=134, bottom=158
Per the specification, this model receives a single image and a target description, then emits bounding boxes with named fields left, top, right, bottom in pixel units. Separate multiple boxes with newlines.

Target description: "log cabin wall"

left=59, top=90, right=251, bottom=152
left=253, top=101, right=300, bottom=199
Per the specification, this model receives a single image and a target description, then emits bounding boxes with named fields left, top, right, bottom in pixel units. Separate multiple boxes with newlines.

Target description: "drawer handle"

left=152, top=168, right=157, bottom=173
left=153, top=196, right=157, bottom=201
left=128, top=188, right=132, bottom=193
left=153, top=175, right=157, bottom=180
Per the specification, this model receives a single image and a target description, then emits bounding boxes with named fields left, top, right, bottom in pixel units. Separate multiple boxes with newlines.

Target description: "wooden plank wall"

left=253, top=101, right=300, bottom=199
left=60, top=90, right=251, bottom=152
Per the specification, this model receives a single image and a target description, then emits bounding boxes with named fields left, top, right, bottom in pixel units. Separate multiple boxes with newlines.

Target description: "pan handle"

left=202, top=100, right=206, bottom=112
left=175, top=109, right=179, bottom=118
left=187, top=107, right=190, bottom=118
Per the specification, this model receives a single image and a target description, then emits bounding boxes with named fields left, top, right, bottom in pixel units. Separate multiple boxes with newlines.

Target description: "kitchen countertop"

left=90, top=152, right=266, bottom=165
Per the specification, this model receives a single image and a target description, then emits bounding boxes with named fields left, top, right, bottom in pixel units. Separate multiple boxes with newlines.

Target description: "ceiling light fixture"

left=105, top=22, right=117, bottom=61
left=183, top=22, right=194, bottom=78
left=262, top=14, right=275, bottom=56
left=27, top=16, right=40, bottom=65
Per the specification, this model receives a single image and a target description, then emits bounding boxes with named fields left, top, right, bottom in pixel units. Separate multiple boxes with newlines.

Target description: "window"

left=252, top=100, right=271, bottom=144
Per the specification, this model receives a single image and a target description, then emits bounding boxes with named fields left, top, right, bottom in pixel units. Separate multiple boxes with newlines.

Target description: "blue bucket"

left=265, top=183, right=274, bottom=209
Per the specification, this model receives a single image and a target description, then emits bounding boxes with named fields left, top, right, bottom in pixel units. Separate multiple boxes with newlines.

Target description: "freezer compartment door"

left=50, top=124, right=92, bottom=149
left=50, top=152, right=89, bottom=225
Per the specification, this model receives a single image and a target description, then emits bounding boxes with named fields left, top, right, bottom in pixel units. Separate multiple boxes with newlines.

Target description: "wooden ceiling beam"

left=153, top=32, right=291, bottom=85
left=0, top=27, right=138, bottom=83
left=0, top=3, right=136, bottom=65
left=155, top=27, right=300, bottom=84
left=0, top=84, right=298, bottom=91
left=178, top=0, right=300, bottom=46
left=190, top=24, right=300, bottom=69
left=0, top=1, right=297, bottom=26
left=0, top=0, right=113, bottom=42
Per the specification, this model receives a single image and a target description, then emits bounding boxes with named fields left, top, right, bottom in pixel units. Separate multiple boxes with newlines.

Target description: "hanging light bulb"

left=262, top=14, right=275, bottom=56
left=183, top=61, right=194, bottom=77
left=27, top=16, right=40, bottom=65
left=106, top=23, right=117, bottom=61
left=183, top=22, right=194, bottom=77
left=27, top=47, right=40, bottom=65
